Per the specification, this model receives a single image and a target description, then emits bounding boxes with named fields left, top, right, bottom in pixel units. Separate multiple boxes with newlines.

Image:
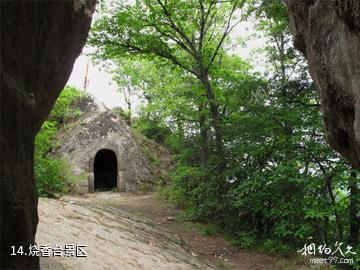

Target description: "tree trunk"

left=201, top=75, right=225, bottom=172
left=199, top=105, right=209, bottom=166
left=176, top=118, right=185, bottom=140
left=349, top=170, right=359, bottom=246
left=326, top=176, right=344, bottom=240
left=324, top=216, right=329, bottom=245
left=123, top=85, right=132, bottom=119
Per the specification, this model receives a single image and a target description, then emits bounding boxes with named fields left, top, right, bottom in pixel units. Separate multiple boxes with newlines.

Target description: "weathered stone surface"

left=0, top=1, right=95, bottom=269
left=286, top=0, right=360, bottom=168
left=36, top=194, right=214, bottom=270
left=55, top=96, right=155, bottom=192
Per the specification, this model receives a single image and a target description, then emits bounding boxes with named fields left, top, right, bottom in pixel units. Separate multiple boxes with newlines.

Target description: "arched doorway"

left=93, top=149, right=117, bottom=191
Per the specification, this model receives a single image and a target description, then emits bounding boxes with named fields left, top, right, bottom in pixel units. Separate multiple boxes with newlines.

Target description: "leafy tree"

left=90, top=0, right=248, bottom=171
left=110, top=58, right=149, bottom=118
left=90, top=0, right=360, bottom=264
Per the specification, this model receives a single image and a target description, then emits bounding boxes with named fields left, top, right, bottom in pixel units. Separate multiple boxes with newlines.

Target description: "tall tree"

left=90, top=0, right=245, bottom=171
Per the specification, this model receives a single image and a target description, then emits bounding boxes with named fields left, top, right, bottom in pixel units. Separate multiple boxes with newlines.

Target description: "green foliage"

left=35, top=86, right=84, bottom=197
left=49, top=86, right=84, bottom=123
left=34, top=157, right=71, bottom=198
left=91, top=0, right=360, bottom=264
left=133, top=114, right=172, bottom=144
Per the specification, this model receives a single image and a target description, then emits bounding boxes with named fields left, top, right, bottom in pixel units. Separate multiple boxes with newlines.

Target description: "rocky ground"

left=37, top=193, right=310, bottom=270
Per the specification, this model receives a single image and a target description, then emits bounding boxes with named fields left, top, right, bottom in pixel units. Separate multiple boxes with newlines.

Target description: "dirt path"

left=36, top=193, right=307, bottom=270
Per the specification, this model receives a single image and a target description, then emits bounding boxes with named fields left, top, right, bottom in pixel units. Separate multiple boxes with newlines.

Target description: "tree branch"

left=207, top=0, right=240, bottom=70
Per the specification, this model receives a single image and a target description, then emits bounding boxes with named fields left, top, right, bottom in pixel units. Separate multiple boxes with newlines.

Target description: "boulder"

left=286, top=0, right=360, bottom=168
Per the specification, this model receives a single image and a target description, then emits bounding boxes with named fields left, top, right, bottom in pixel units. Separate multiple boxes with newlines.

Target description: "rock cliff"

left=0, top=1, right=95, bottom=268
left=286, top=0, right=360, bottom=168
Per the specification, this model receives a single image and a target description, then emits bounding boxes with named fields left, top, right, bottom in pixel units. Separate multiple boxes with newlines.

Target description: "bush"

left=34, top=85, right=83, bottom=197
left=169, top=165, right=230, bottom=222
left=49, top=86, right=85, bottom=123
left=133, top=115, right=171, bottom=144
left=34, top=156, right=72, bottom=198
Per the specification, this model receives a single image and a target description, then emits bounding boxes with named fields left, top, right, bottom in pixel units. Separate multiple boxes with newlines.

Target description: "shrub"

left=34, top=85, right=83, bottom=197
left=133, top=116, right=171, bottom=144
left=34, top=156, right=72, bottom=198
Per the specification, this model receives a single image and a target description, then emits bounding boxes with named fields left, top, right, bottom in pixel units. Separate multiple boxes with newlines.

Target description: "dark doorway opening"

left=94, top=149, right=117, bottom=191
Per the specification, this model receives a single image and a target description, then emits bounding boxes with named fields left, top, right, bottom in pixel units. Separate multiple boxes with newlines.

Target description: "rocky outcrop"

left=0, top=1, right=95, bottom=269
left=55, top=96, right=155, bottom=192
left=286, top=0, right=360, bottom=168
left=36, top=194, right=214, bottom=270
